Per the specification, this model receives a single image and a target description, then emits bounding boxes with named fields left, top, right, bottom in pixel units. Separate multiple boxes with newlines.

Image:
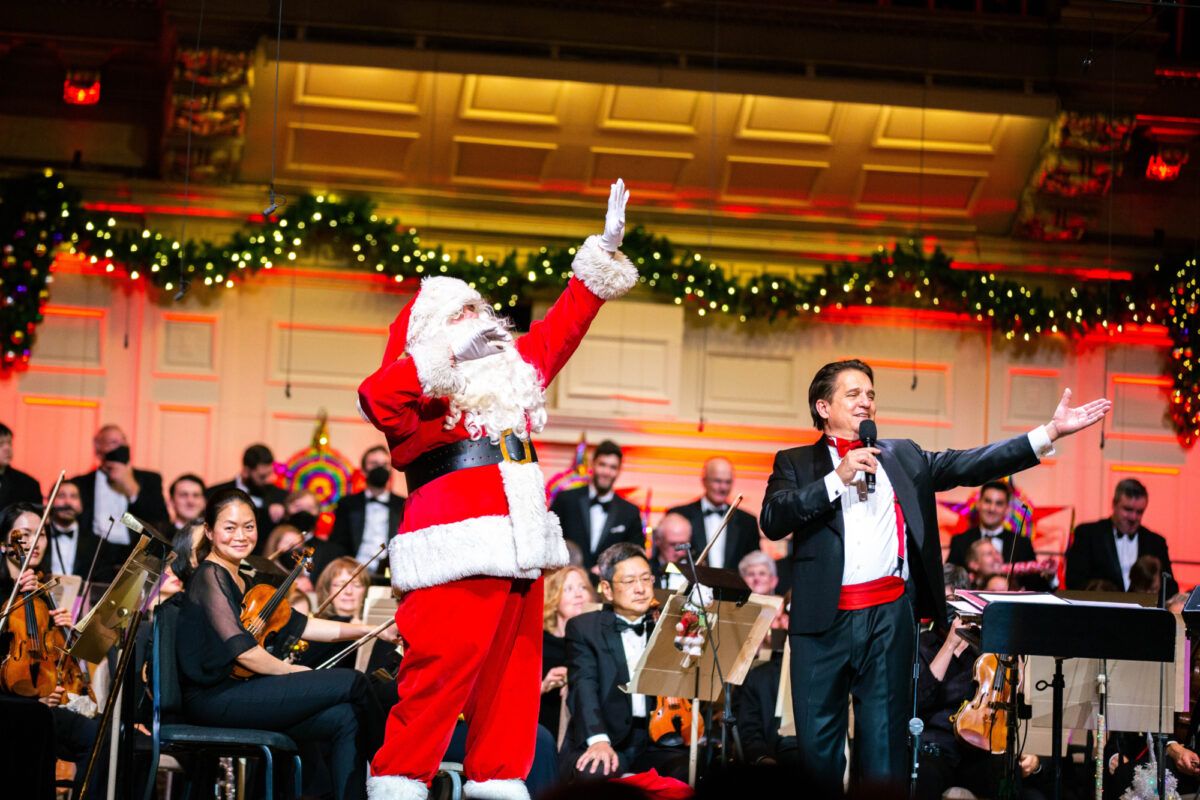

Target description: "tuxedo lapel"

left=348, top=499, right=367, bottom=549
left=601, top=612, right=630, bottom=685
left=810, top=438, right=844, bottom=540
left=1100, top=527, right=1122, bottom=583
left=878, top=441, right=923, bottom=549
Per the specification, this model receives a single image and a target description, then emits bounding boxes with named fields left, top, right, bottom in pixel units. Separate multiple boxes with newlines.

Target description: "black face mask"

left=104, top=445, right=131, bottom=465
left=288, top=511, right=317, bottom=533
left=366, top=465, right=391, bottom=489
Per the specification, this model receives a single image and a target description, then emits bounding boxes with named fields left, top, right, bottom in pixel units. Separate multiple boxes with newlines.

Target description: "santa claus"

left=358, top=181, right=637, bottom=799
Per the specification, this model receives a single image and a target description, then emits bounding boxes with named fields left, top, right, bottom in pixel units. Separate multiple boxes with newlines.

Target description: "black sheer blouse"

left=178, top=561, right=306, bottom=690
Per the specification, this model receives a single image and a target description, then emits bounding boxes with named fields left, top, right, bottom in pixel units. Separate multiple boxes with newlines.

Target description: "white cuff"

left=1027, top=426, right=1055, bottom=459
left=586, top=734, right=612, bottom=746
left=825, top=470, right=849, bottom=502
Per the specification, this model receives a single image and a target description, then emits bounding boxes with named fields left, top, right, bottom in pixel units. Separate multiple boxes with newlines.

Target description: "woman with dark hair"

left=177, top=489, right=398, bottom=800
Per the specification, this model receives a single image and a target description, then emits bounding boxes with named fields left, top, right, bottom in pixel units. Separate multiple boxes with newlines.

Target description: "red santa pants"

left=371, top=575, right=544, bottom=786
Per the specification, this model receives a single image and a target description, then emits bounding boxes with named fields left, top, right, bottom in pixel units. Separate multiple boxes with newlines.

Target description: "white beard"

left=446, top=343, right=547, bottom=442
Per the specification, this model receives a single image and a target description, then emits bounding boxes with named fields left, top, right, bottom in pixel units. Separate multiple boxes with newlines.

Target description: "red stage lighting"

left=1146, top=146, right=1189, bottom=182
left=63, top=70, right=101, bottom=106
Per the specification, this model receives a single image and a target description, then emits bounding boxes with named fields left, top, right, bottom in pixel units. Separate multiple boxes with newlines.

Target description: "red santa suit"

left=358, top=235, right=638, bottom=800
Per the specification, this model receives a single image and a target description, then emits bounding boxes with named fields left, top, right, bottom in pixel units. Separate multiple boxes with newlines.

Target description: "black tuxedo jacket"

left=946, top=526, right=1036, bottom=568
left=734, top=654, right=794, bottom=764
left=0, top=466, right=42, bottom=509
left=563, top=608, right=655, bottom=756
left=314, top=490, right=405, bottom=578
left=1065, top=519, right=1177, bottom=596
left=666, top=499, right=760, bottom=570
left=70, top=467, right=168, bottom=583
left=550, top=486, right=644, bottom=568
left=43, top=524, right=100, bottom=579
left=208, top=478, right=287, bottom=553
left=760, top=433, right=1041, bottom=635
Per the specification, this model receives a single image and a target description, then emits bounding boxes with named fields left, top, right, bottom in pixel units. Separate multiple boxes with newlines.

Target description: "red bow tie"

left=827, top=437, right=863, bottom=458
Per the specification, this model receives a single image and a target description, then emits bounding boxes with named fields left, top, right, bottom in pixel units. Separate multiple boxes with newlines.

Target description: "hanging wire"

left=173, top=0, right=206, bottom=301
left=696, top=1, right=722, bottom=433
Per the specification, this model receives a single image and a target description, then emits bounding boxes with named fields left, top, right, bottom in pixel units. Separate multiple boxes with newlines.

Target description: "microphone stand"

left=909, top=617, right=924, bottom=800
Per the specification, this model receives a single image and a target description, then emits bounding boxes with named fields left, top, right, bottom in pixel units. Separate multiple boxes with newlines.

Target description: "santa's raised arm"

left=359, top=182, right=637, bottom=800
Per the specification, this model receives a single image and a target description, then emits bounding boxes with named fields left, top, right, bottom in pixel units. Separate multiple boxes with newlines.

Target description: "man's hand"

left=576, top=741, right=620, bottom=776
left=101, top=460, right=140, bottom=498
left=835, top=446, right=880, bottom=486
left=1019, top=753, right=1041, bottom=777
left=38, top=686, right=66, bottom=708
left=1044, top=388, right=1112, bottom=442
left=541, top=666, right=568, bottom=694
left=1169, top=742, right=1200, bottom=776
left=598, top=179, right=631, bottom=254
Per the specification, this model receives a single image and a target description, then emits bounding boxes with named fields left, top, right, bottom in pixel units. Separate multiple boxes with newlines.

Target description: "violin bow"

left=312, top=542, right=387, bottom=618
left=1, top=470, right=65, bottom=632
left=314, top=618, right=397, bottom=670
left=0, top=576, right=61, bottom=623
left=267, top=532, right=318, bottom=562
left=693, top=493, right=744, bottom=568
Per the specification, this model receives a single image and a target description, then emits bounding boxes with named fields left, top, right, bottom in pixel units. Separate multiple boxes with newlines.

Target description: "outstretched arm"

left=1040, top=388, right=1112, bottom=442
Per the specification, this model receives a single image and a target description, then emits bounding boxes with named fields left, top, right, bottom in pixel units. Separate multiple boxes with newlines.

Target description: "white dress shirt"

left=48, top=522, right=79, bottom=576
left=588, top=488, right=614, bottom=554
left=586, top=613, right=650, bottom=746
left=980, top=525, right=1006, bottom=560
left=1114, top=526, right=1138, bottom=590
left=823, top=427, right=1055, bottom=587
left=94, top=471, right=131, bottom=545
left=699, top=498, right=729, bottom=569
left=356, top=490, right=392, bottom=565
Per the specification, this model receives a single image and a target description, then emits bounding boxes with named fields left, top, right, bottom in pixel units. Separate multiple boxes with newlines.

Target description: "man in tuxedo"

left=946, top=481, right=1036, bottom=568
left=315, top=445, right=405, bottom=580
left=550, top=440, right=644, bottom=570
left=561, top=542, right=688, bottom=781
left=208, top=444, right=286, bottom=552
left=667, top=457, right=760, bottom=571
left=0, top=422, right=42, bottom=508
left=648, top=512, right=692, bottom=591
left=70, top=425, right=169, bottom=584
left=1066, top=478, right=1177, bottom=596
left=166, top=473, right=207, bottom=536
left=759, top=358, right=1110, bottom=791
left=44, top=480, right=96, bottom=578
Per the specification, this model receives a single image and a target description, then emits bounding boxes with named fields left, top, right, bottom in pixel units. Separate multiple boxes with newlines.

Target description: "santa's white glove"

left=448, top=320, right=511, bottom=363
left=598, top=178, right=631, bottom=254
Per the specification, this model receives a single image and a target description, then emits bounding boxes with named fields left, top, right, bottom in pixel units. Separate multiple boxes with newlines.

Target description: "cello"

left=231, top=546, right=314, bottom=679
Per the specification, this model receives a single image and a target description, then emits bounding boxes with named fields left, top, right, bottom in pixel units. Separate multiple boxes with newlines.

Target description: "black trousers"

left=183, top=668, right=369, bottom=800
left=789, top=595, right=915, bottom=793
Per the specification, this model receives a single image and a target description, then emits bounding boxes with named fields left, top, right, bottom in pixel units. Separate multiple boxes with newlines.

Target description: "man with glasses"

left=560, top=542, right=688, bottom=781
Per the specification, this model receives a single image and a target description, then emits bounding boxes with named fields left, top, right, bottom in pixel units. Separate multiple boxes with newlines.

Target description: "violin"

left=649, top=696, right=703, bottom=745
left=953, top=652, right=1019, bottom=753
left=231, top=546, right=314, bottom=679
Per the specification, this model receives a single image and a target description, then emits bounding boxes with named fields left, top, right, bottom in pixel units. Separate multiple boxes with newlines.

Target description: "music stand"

left=627, top=590, right=781, bottom=785
left=71, top=529, right=174, bottom=799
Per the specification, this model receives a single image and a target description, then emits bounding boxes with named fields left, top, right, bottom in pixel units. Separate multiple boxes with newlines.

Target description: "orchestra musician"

left=176, top=489, right=399, bottom=800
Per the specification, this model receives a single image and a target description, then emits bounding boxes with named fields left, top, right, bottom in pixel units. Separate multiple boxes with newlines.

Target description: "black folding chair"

left=142, top=600, right=303, bottom=800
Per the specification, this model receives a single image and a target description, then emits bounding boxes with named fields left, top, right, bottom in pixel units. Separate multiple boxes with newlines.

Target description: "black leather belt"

left=404, top=429, right=537, bottom=494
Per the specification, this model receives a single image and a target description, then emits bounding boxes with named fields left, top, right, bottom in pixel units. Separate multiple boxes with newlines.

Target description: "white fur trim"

left=408, top=339, right=465, bottom=398
left=367, top=775, right=429, bottom=800
left=571, top=235, right=638, bottom=300
left=498, top=460, right=569, bottom=572
left=463, top=779, right=530, bottom=800
left=409, top=277, right=482, bottom=346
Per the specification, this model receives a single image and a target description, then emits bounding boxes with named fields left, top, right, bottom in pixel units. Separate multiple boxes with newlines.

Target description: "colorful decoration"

left=545, top=434, right=590, bottom=504
left=938, top=481, right=1067, bottom=538
left=2, top=170, right=1198, bottom=444
left=280, top=411, right=355, bottom=512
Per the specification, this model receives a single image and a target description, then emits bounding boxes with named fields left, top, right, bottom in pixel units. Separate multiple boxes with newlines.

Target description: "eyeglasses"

left=612, top=575, right=655, bottom=588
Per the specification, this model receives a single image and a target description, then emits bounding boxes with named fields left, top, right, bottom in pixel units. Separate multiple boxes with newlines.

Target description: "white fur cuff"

left=571, top=235, right=638, bottom=300
left=408, top=339, right=465, bottom=398
left=367, top=775, right=429, bottom=800
left=463, top=779, right=530, bottom=800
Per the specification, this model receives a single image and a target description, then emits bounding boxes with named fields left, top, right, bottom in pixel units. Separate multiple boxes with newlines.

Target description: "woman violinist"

left=177, top=489, right=398, bottom=800
left=0, top=501, right=103, bottom=796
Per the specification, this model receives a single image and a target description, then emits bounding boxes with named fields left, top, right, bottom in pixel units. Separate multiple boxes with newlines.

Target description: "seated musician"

left=298, top=556, right=372, bottom=671
left=541, top=565, right=597, bottom=738
left=916, top=563, right=1044, bottom=800
left=0, top=501, right=103, bottom=796
left=734, top=624, right=798, bottom=769
left=177, top=489, right=398, bottom=800
left=262, top=522, right=315, bottom=595
left=560, top=542, right=688, bottom=781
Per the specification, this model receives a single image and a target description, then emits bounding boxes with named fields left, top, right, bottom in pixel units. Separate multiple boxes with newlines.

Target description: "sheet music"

left=976, top=592, right=1069, bottom=605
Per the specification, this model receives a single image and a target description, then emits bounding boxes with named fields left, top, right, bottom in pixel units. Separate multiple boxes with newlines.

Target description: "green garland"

left=2, top=171, right=1197, bottom=444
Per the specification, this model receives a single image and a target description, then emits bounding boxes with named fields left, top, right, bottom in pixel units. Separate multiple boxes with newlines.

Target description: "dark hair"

left=1113, top=478, right=1148, bottom=504
left=242, top=444, right=275, bottom=470
left=196, top=488, right=256, bottom=562
left=979, top=480, right=1012, bottom=502
left=0, top=422, right=12, bottom=439
left=1128, top=555, right=1162, bottom=593
left=807, top=359, right=875, bottom=430
left=593, top=440, right=623, bottom=463
left=943, top=563, right=971, bottom=591
left=0, top=501, right=43, bottom=541
left=170, top=473, right=207, bottom=498
left=360, top=444, right=390, bottom=471
left=596, top=541, right=648, bottom=584
left=169, top=522, right=202, bottom=585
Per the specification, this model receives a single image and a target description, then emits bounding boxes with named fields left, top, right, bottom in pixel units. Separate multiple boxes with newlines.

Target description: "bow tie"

left=827, top=437, right=863, bottom=459
left=49, top=525, right=75, bottom=538
left=704, top=506, right=729, bottom=517
left=590, top=498, right=612, bottom=512
left=615, top=617, right=648, bottom=637
left=1116, top=530, right=1138, bottom=540
left=367, top=497, right=390, bottom=506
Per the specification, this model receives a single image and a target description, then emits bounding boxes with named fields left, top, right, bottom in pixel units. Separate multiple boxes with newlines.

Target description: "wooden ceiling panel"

left=452, top=136, right=556, bottom=187
left=723, top=156, right=827, bottom=204
left=294, top=64, right=423, bottom=114
left=873, top=107, right=1004, bottom=154
left=735, top=96, right=838, bottom=145
left=589, top=147, right=693, bottom=193
left=857, top=167, right=986, bottom=215
left=459, top=75, right=565, bottom=125
left=598, top=86, right=701, bottom=135
left=285, top=123, right=418, bottom=179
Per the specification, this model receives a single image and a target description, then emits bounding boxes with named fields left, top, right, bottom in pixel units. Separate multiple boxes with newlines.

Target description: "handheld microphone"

left=859, top=419, right=878, bottom=494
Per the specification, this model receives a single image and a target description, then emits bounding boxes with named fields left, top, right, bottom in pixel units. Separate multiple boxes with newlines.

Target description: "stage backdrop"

left=2, top=265, right=1191, bottom=586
